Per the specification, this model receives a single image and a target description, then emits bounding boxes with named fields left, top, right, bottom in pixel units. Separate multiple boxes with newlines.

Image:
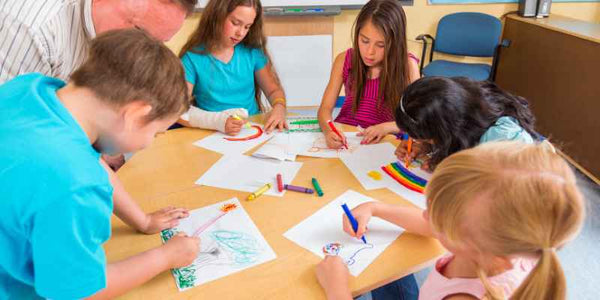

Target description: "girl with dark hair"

left=177, top=0, right=287, bottom=135
left=318, top=0, right=420, bottom=148
left=395, top=76, right=537, bottom=171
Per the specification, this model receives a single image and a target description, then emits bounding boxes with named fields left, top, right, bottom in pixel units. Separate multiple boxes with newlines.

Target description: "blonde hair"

left=426, top=141, right=585, bottom=300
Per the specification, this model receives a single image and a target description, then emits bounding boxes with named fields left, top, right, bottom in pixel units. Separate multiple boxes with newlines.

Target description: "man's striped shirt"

left=0, top=0, right=95, bottom=84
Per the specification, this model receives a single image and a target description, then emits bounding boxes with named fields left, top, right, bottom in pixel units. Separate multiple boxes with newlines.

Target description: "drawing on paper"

left=159, top=198, right=277, bottom=291
left=381, top=162, right=428, bottom=194
left=322, top=242, right=376, bottom=266
left=307, top=136, right=358, bottom=154
left=223, top=125, right=264, bottom=141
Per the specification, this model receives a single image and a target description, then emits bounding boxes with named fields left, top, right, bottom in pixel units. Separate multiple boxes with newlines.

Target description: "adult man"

left=0, top=0, right=197, bottom=169
left=0, top=0, right=197, bottom=84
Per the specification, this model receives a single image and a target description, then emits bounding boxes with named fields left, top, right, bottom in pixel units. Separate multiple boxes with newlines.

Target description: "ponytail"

left=510, top=249, right=566, bottom=300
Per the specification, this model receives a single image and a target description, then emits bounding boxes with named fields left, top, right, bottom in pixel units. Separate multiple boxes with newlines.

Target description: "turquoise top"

left=479, top=116, right=534, bottom=144
left=0, top=74, right=113, bottom=299
left=181, top=44, right=268, bottom=115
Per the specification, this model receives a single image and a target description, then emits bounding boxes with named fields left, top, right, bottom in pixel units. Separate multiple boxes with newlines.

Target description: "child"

left=178, top=0, right=287, bottom=135
left=395, top=76, right=537, bottom=171
left=0, top=29, right=200, bottom=299
left=318, top=0, right=420, bottom=148
left=316, top=141, right=584, bottom=300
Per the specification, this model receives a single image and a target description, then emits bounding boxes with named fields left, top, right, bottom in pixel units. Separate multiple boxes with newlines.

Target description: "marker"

left=405, top=137, right=413, bottom=168
left=327, top=120, right=348, bottom=149
left=276, top=174, right=283, bottom=192
left=312, top=177, right=323, bottom=197
left=289, top=119, right=319, bottom=125
left=247, top=183, right=271, bottom=201
left=232, top=114, right=251, bottom=129
left=341, top=203, right=367, bottom=244
left=284, top=184, right=314, bottom=194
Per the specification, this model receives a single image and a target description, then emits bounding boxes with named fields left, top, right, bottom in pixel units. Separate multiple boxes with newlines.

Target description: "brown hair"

left=351, top=0, right=409, bottom=114
left=71, top=28, right=190, bottom=122
left=169, top=0, right=198, bottom=15
left=178, top=0, right=275, bottom=112
left=426, top=141, right=585, bottom=300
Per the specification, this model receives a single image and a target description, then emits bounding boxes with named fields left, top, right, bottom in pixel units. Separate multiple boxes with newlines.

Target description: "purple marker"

left=284, top=184, right=314, bottom=194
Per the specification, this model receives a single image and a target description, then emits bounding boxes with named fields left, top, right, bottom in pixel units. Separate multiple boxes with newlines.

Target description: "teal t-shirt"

left=0, top=74, right=113, bottom=299
left=181, top=44, right=268, bottom=116
left=479, top=116, right=534, bottom=144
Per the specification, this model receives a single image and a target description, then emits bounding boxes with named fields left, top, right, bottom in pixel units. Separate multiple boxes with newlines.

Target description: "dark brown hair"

left=71, top=28, right=190, bottom=122
left=178, top=0, right=275, bottom=112
left=170, top=0, right=198, bottom=15
left=351, top=0, right=409, bottom=114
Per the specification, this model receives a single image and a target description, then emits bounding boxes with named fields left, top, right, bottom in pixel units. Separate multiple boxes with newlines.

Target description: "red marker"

left=327, top=120, right=348, bottom=149
left=276, top=173, right=283, bottom=192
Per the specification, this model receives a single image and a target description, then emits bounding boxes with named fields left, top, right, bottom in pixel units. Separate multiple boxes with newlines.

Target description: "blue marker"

left=341, top=203, right=367, bottom=244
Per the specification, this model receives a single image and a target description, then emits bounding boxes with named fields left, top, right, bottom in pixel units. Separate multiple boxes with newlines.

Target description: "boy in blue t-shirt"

left=0, top=29, right=199, bottom=299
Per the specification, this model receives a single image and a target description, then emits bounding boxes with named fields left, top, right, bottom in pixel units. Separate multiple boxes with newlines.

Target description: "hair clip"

left=400, top=96, right=417, bottom=123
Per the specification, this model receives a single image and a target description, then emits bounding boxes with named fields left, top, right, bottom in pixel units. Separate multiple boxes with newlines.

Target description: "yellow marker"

left=247, top=183, right=272, bottom=201
left=232, top=114, right=251, bottom=128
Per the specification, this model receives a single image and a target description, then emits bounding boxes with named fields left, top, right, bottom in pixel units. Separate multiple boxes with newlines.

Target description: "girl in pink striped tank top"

left=316, top=142, right=584, bottom=300
left=317, top=0, right=420, bottom=149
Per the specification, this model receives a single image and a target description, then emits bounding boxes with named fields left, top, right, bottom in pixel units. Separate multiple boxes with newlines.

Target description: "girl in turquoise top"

left=178, top=0, right=287, bottom=135
left=395, top=76, right=537, bottom=171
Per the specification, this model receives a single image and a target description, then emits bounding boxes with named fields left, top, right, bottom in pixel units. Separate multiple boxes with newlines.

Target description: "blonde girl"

left=316, top=141, right=584, bottom=300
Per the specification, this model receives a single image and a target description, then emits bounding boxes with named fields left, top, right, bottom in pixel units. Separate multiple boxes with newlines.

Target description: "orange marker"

left=405, top=137, right=413, bottom=168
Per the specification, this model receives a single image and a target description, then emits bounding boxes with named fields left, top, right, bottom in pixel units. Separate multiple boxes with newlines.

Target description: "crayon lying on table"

left=284, top=184, right=314, bottom=194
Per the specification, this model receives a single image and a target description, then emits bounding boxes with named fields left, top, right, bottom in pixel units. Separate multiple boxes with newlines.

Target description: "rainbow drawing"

left=381, top=162, right=427, bottom=194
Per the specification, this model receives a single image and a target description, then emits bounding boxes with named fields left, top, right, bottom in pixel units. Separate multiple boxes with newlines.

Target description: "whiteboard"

left=196, top=0, right=368, bottom=8
left=263, top=35, right=332, bottom=107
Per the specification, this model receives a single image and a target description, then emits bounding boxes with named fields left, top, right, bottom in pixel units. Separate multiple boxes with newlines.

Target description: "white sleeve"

left=187, top=106, right=249, bottom=133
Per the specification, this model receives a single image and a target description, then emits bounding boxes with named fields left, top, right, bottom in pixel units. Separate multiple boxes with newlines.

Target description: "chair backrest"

left=434, top=12, right=502, bottom=58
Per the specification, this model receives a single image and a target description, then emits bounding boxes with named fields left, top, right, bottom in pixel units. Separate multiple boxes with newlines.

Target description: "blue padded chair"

left=417, top=12, right=503, bottom=81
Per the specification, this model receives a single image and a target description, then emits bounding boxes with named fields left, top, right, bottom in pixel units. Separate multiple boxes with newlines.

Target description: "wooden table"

left=104, top=119, right=446, bottom=299
left=496, top=14, right=600, bottom=184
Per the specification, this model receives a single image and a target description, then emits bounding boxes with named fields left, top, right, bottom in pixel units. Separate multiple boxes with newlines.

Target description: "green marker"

left=290, top=119, right=319, bottom=125
left=312, top=177, right=323, bottom=197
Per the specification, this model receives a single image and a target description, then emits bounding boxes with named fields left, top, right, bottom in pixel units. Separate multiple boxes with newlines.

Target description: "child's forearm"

left=100, top=161, right=148, bottom=232
left=86, top=247, right=169, bottom=300
left=382, top=121, right=400, bottom=134
left=372, top=202, right=433, bottom=237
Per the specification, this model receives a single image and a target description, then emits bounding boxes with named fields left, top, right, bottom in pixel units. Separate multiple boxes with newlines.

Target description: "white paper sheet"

left=192, top=122, right=274, bottom=155
left=160, top=198, right=277, bottom=291
left=289, top=132, right=363, bottom=158
left=252, top=133, right=297, bottom=161
left=283, top=190, right=404, bottom=276
left=195, top=154, right=302, bottom=197
left=339, top=143, right=400, bottom=190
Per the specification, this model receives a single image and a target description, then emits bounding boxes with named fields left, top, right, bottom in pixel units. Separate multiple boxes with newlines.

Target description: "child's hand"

left=357, top=124, right=388, bottom=144
left=316, top=256, right=352, bottom=300
left=140, top=206, right=189, bottom=234
left=264, top=104, right=287, bottom=133
left=342, top=202, right=374, bottom=239
left=394, top=139, right=430, bottom=164
left=225, top=117, right=245, bottom=136
left=325, top=127, right=347, bottom=150
left=162, top=233, right=200, bottom=268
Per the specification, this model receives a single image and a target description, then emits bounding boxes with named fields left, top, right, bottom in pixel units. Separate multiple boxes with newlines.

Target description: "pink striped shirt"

left=335, top=48, right=418, bottom=128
